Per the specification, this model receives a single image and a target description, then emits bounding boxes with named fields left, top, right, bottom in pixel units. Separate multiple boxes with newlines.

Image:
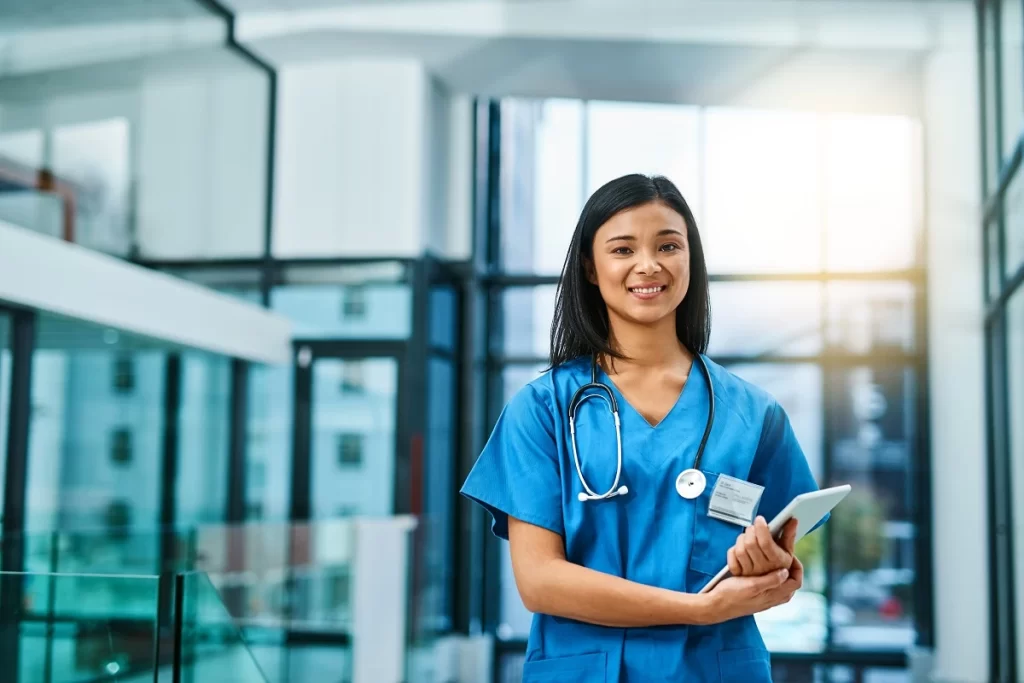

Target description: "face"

left=587, top=201, right=690, bottom=328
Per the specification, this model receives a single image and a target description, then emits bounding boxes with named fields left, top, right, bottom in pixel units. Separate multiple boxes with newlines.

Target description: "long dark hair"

left=549, top=173, right=711, bottom=368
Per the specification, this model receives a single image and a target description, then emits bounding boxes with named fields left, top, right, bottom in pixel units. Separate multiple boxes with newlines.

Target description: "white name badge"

left=707, top=474, right=764, bottom=527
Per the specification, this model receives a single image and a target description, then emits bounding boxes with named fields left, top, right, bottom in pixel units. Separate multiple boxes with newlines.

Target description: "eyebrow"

left=605, top=229, right=685, bottom=243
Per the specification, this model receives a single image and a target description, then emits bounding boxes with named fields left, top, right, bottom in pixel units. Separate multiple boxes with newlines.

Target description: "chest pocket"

left=688, top=472, right=746, bottom=579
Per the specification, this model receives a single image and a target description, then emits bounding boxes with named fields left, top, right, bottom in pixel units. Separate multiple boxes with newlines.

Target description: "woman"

left=461, top=174, right=821, bottom=682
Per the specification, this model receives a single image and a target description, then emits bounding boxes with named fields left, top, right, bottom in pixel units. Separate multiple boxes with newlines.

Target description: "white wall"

left=0, top=54, right=269, bottom=260
left=272, top=58, right=472, bottom=260
left=922, top=15, right=989, bottom=682
left=136, top=67, right=269, bottom=259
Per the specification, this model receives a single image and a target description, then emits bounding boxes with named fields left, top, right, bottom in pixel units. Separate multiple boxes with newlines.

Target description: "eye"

left=612, top=246, right=633, bottom=255
left=660, top=243, right=681, bottom=252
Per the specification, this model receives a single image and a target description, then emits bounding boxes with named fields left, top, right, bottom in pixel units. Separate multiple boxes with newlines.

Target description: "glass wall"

left=0, top=2, right=270, bottom=261
left=176, top=352, right=231, bottom=527
left=980, top=1, right=1024, bottom=677
left=0, top=311, right=11, bottom=520
left=488, top=99, right=926, bottom=662
left=25, top=313, right=168, bottom=574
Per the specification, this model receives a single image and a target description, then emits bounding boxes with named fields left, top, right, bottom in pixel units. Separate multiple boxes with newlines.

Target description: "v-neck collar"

left=596, top=358, right=700, bottom=430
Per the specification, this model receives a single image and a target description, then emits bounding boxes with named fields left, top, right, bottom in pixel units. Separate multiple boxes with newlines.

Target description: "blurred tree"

left=831, top=487, right=886, bottom=572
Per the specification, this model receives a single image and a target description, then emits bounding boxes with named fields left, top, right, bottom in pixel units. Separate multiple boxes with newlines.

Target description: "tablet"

left=697, top=484, right=852, bottom=594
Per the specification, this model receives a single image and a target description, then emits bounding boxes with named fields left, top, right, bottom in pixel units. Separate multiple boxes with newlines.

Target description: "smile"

left=628, top=285, right=667, bottom=294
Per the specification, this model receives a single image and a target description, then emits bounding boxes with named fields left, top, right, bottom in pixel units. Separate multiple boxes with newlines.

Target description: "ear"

left=584, top=257, right=597, bottom=285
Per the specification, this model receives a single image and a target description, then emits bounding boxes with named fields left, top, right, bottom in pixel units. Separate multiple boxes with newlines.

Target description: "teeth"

left=631, top=286, right=664, bottom=294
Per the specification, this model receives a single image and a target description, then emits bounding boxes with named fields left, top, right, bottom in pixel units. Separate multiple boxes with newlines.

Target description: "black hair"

left=549, top=173, right=711, bottom=368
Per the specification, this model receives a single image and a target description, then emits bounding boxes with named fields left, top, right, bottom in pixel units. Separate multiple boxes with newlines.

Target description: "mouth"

left=628, top=284, right=667, bottom=300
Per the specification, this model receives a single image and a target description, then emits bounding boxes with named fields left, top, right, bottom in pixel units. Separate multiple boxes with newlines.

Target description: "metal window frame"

left=979, top=1, right=1024, bottom=681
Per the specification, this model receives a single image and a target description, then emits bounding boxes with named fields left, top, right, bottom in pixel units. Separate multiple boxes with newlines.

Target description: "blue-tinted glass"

left=26, top=313, right=166, bottom=576
left=271, top=284, right=411, bottom=340
left=177, top=352, right=231, bottom=526
left=247, top=362, right=293, bottom=521
left=827, top=365, right=917, bottom=651
left=496, top=287, right=555, bottom=358
left=1008, top=289, right=1024, bottom=659
left=311, top=357, right=398, bottom=518
left=0, top=313, right=10, bottom=519
left=429, top=286, right=457, bottom=351
left=424, top=356, right=456, bottom=631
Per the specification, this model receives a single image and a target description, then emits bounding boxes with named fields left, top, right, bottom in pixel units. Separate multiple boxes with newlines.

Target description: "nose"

left=635, top=248, right=662, bottom=275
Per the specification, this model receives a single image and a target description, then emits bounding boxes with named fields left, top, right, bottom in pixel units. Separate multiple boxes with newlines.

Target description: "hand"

left=705, top=555, right=804, bottom=623
left=726, top=517, right=798, bottom=578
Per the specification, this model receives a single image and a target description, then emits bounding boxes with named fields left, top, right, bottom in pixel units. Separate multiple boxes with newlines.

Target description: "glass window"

left=825, top=115, right=920, bottom=272
left=429, top=285, right=458, bottom=352
left=272, top=283, right=412, bottom=340
left=825, top=282, right=917, bottom=355
left=1006, top=165, right=1024, bottom=278
left=1003, top=0, right=1023, bottom=160
left=27, top=313, right=166, bottom=576
left=0, top=312, right=11, bottom=518
left=311, top=357, right=398, bottom=518
left=988, top=217, right=1004, bottom=300
left=501, top=99, right=584, bottom=274
left=703, top=108, right=822, bottom=274
left=0, top=129, right=44, bottom=169
left=985, top=0, right=1001, bottom=193
left=51, top=118, right=132, bottom=257
left=424, top=356, right=457, bottom=631
left=827, top=365, right=917, bottom=652
left=586, top=101, right=701, bottom=215
left=1007, top=288, right=1024, bottom=661
left=708, top=283, right=823, bottom=357
left=176, top=352, right=231, bottom=527
left=247, top=362, right=293, bottom=522
left=495, top=286, right=556, bottom=359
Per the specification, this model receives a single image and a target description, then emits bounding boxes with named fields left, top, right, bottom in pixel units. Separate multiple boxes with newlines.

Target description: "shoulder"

left=503, top=356, right=589, bottom=417
left=700, top=355, right=781, bottom=430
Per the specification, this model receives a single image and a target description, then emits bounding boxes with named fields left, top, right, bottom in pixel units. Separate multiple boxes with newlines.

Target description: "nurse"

left=461, top=173, right=822, bottom=682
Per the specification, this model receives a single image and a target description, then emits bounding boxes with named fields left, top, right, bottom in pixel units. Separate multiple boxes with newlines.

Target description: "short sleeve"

left=748, top=400, right=827, bottom=531
left=460, top=384, right=564, bottom=540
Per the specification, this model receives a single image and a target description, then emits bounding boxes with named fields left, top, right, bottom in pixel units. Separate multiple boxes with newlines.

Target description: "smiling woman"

left=462, top=173, right=824, bottom=683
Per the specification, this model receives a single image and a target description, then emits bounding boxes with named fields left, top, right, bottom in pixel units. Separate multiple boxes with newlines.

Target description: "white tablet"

left=697, top=484, right=852, bottom=594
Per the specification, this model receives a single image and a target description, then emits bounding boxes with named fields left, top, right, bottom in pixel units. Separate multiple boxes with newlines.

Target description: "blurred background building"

left=0, top=0, right=1011, bottom=681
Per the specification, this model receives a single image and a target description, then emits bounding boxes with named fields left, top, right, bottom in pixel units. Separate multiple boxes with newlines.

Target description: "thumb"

left=780, top=518, right=798, bottom=552
left=755, top=567, right=789, bottom=591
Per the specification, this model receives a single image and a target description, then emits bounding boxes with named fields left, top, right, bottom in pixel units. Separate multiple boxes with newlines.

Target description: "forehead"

left=596, top=201, right=688, bottom=238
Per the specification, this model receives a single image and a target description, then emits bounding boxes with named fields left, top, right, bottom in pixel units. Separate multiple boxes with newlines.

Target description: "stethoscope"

left=569, top=354, right=715, bottom=503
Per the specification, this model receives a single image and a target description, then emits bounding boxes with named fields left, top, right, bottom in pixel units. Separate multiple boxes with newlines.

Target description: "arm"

left=509, top=517, right=797, bottom=628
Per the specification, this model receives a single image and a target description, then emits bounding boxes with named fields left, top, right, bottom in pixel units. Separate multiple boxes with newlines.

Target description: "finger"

left=756, top=567, right=789, bottom=593
left=727, top=547, right=742, bottom=575
left=735, top=537, right=755, bottom=575
left=743, top=523, right=770, bottom=562
left=787, top=555, right=804, bottom=588
left=754, top=517, right=787, bottom=564
left=779, top=518, right=799, bottom=553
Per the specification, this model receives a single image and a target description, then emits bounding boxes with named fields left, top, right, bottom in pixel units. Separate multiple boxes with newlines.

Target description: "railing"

left=0, top=569, right=269, bottom=683
left=0, top=516, right=422, bottom=683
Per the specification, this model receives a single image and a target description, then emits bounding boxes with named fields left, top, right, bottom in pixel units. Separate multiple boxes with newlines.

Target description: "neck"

left=603, top=312, right=691, bottom=374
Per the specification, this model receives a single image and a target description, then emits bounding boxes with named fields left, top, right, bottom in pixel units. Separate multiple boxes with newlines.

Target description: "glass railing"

left=1, top=570, right=163, bottom=682
left=177, top=571, right=270, bottom=683
left=0, top=516, right=423, bottom=683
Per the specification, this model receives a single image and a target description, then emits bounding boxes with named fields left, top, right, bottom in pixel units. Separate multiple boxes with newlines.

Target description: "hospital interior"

left=0, top=0, right=1016, bottom=681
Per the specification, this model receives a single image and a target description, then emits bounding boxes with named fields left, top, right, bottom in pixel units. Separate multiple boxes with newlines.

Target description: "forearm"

left=520, top=557, right=713, bottom=628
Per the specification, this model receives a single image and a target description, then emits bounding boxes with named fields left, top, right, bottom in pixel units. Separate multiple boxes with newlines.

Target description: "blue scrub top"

left=460, top=355, right=823, bottom=683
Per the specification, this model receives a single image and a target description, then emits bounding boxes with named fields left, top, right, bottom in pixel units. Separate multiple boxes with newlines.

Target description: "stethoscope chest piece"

left=675, top=469, right=706, bottom=500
